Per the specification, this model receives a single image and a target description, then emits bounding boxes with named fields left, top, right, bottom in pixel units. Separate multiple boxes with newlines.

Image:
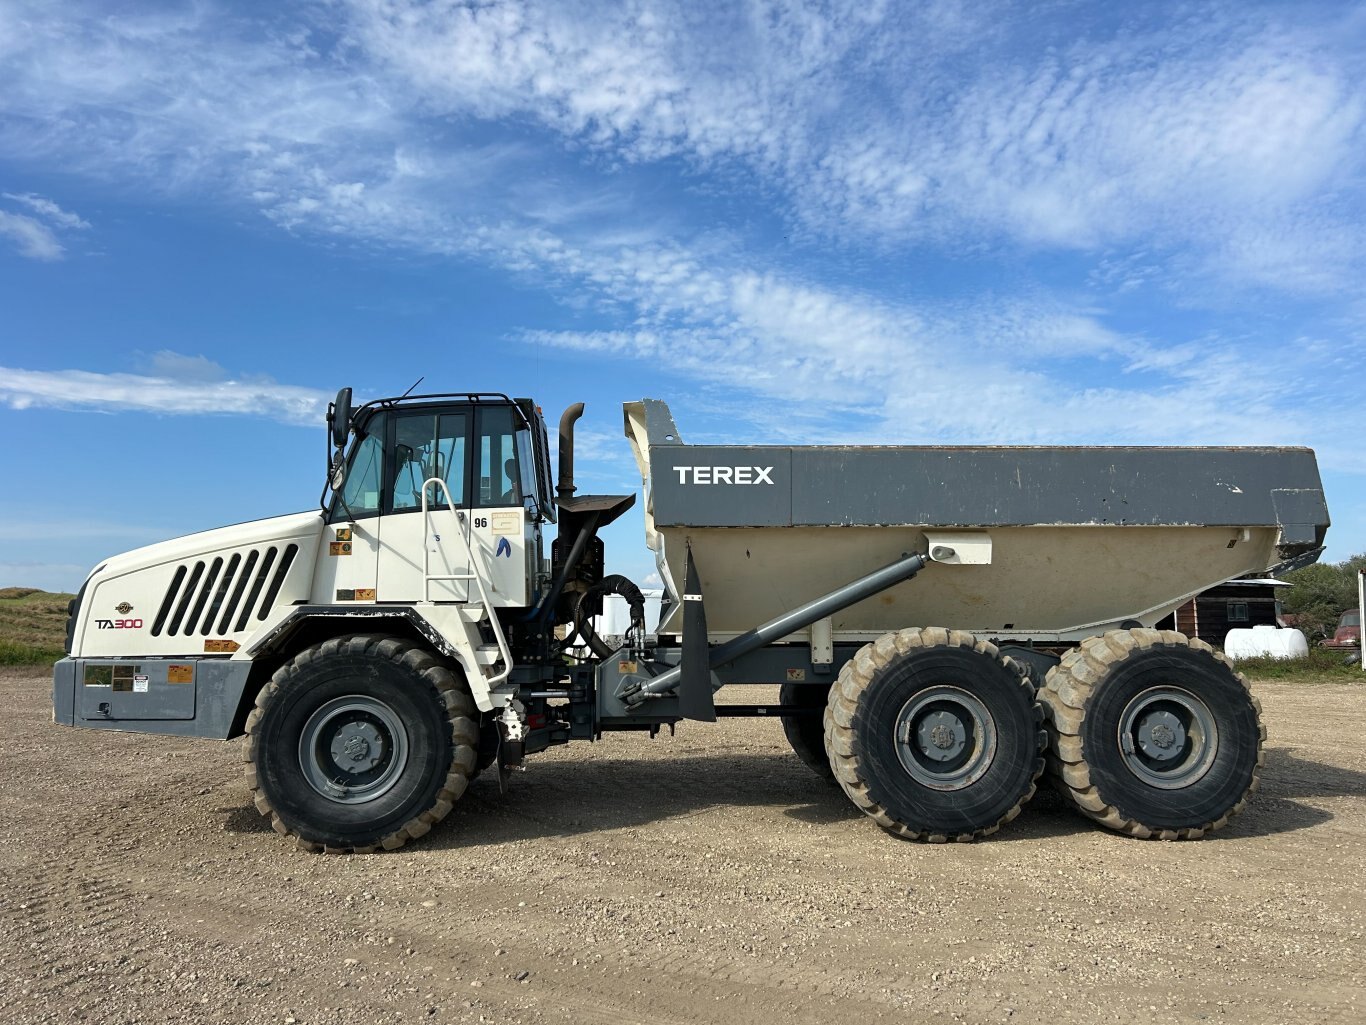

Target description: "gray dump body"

left=624, top=400, right=1328, bottom=644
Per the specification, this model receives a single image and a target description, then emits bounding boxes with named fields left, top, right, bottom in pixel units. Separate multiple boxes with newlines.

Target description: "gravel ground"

left=2, top=669, right=1364, bottom=1025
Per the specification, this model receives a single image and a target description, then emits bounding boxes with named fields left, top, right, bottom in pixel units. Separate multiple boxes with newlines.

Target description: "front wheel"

left=245, top=634, right=479, bottom=852
left=825, top=628, right=1045, bottom=842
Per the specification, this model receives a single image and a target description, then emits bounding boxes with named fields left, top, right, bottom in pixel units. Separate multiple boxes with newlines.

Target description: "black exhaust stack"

left=529, top=402, right=636, bottom=632
left=558, top=402, right=584, bottom=503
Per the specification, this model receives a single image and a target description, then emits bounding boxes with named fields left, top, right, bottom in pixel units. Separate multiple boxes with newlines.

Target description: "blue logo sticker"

left=495, top=537, right=512, bottom=558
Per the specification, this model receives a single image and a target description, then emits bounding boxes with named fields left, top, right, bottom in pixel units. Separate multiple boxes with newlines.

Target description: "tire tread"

left=823, top=627, right=1045, bottom=843
left=1039, top=628, right=1263, bottom=839
left=244, top=633, right=478, bottom=854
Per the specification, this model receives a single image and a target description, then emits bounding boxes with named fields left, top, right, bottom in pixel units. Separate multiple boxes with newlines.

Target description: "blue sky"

left=1, top=0, right=1364, bottom=593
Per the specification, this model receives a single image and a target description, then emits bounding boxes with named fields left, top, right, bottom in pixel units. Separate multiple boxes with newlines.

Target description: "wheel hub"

left=1118, top=687, right=1218, bottom=789
left=894, top=686, right=998, bottom=791
left=920, top=713, right=967, bottom=760
left=1140, top=714, right=1182, bottom=755
left=333, top=722, right=384, bottom=769
left=299, top=696, right=410, bottom=804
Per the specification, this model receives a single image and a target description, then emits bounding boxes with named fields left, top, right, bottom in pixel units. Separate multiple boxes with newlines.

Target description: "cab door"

left=468, top=404, right=532, bottom=606
left=377, top=410, right=471, bottom=603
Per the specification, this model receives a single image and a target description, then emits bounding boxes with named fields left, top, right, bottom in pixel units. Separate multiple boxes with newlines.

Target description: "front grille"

left=151, top=544, right=300, bottom=638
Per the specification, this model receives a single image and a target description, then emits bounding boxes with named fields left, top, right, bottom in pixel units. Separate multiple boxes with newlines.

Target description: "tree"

left=1283, top=554, right=1365, bottom=642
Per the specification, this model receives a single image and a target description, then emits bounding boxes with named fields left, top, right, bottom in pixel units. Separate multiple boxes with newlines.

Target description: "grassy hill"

left=0, top=587, right=74, bottom=666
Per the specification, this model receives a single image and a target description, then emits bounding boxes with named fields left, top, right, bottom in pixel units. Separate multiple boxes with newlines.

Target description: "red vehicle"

left=1324, top=608, right=1361, bottom=650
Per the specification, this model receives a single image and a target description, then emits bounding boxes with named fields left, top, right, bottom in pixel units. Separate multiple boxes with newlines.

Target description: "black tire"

left=244, top=634, right=479, bottom=853
left=779, top=682, right=835, bottom=781
left=1039, top=629, right=1264, bottom=839
left=824, top=627, right=1045, bottom=842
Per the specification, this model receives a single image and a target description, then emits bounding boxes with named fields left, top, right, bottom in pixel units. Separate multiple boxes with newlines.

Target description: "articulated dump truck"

left=54, top=390, right=1330, bottom=851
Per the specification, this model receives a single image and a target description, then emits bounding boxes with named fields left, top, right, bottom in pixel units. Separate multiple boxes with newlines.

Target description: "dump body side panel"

left=649, top=439, right=1327, bottom=534
left=624, top=399, right=1329, bottom=642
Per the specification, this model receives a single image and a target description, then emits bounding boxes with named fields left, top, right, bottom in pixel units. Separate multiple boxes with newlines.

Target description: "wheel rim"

left=298, top=695, right=410, bottom=804
left=893, top=686, right=998, bottom=791
left=1117, top=686, right=1219, bottom=789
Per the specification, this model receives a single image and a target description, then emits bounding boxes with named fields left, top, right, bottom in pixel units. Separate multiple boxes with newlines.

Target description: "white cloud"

left=0, top=210, right=63, bottom=260
left=137, top=350, right=231, bottom=383
left=1, top=192, right=90, bottom=229
left=0, top=360, right=328, bottom=425
left=4, top=1, right=1360, bottom=295
left=517, top=234, right=1364, bottom=466
left=0, top=1, right=1360, bottom=474
left=342, top=1, right=1366, bottom=292
left=0, top=191, right=90, bottom=258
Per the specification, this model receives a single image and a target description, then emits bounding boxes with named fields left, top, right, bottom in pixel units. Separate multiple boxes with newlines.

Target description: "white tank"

left=1224, top=625, right=1310, bottom=661
left=593, top=589, right=665, bottom=642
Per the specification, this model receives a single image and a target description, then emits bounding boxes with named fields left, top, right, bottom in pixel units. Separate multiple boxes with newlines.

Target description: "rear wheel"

left=825, top=628, right=1045, bottom=842
left=779, top=682, right=834, bottom=781
left=245, top=634, right=479, bottom=852
left=1039, top=629, right=1264, bottom=839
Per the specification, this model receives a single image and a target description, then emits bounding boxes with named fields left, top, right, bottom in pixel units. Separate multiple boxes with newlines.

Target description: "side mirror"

left=330, top=387, right=352, bottom=448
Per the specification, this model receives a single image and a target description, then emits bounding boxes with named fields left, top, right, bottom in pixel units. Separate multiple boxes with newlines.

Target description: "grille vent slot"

left=216, top=550, right=257, bottom=634
left=259, top=544, right=299, bottom=620
left=151, top=543, right=301, bottom=638
left=150, top=565, right=186, bottom=636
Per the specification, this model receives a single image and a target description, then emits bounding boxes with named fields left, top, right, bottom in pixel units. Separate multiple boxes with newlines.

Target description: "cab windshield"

left=330, top=412, right=386, bottom=522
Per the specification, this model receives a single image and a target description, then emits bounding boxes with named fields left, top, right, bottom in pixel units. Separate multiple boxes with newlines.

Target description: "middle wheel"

left=825, top=627, right=1045, bottom=842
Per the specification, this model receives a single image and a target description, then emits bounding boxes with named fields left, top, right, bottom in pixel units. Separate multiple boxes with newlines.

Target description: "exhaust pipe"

left=558, top=402, right=584, bottom=502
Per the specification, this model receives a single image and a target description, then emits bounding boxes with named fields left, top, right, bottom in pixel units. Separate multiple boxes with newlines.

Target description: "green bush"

left=1282, top=554, right=1366, bottom=643
left=1233, top=646, right=1361, bottom=683
left=0, top=639, right=65, bottom=667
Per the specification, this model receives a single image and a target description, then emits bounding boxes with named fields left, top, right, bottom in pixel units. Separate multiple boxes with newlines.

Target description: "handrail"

left=420, top=478, right=513, bottom=688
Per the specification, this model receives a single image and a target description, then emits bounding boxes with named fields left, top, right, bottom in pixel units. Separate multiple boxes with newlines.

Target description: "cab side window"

left=515, top=427, right=540, bottom=514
